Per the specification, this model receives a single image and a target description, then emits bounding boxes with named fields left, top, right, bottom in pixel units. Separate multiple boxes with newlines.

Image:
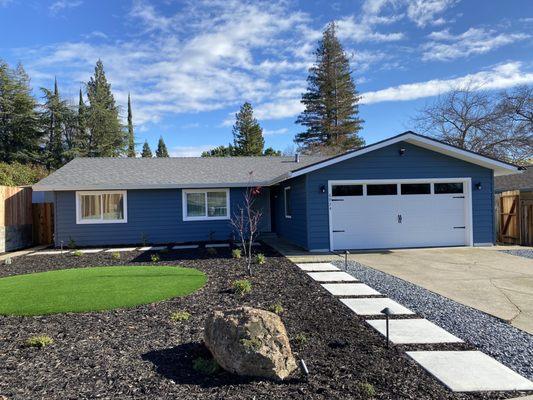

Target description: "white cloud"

left=362, top=62, right=533, bottom=104
left=336, top=16, right=405, bottom=42
left=49, top=0, right=83, bottom=14
left=255, top=98, right=303, bottom=120
left=170, top=145, right=217, bottom=157
left=423, top=28, right=528, bottom=61
left=406, top=0, right=456, bottom=27
left=263, top=128, right=289, bottom=136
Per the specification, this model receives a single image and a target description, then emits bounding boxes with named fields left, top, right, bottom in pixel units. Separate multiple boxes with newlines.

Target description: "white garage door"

left=329, top=179, right=472, bottom=250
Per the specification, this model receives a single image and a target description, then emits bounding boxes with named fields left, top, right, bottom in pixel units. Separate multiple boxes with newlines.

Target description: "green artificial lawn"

left=0, top=266, right=206, bottom=316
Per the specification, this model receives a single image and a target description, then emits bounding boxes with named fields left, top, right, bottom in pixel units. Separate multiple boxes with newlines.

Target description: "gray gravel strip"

left=334, top=260, right=533, bottom=380
left=499, top=249, right=533, bottom=260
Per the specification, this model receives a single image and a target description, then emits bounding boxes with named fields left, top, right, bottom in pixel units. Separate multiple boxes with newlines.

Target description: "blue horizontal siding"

left=55, top=187, right=271, bottom=247
left=304, top=141, right=494, bottom=250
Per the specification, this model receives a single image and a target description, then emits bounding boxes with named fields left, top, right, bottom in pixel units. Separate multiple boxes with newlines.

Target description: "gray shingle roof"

left=33, top=156, right=328, bottom=191
left=495, top=166, right=532, bottom=192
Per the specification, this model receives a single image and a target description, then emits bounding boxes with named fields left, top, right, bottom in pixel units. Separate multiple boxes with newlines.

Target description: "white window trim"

left=76, top=190, right=128, bottom=224
left=284, top=186, right=292, bottom=219
left=182, top=188, right=230, bottom=221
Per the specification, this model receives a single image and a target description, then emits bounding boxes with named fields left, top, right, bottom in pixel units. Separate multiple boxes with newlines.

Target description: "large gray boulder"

left=204, top=307, right=298, bottom=380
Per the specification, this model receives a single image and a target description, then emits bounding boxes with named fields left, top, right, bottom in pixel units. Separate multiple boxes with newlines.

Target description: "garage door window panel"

left=401, top=183, right=431, bottom=195
left=435, top=183, right=463, bottom=194
left=367, top=184, right=398, bottom=196
left=332, top=185, right=363, bottom=197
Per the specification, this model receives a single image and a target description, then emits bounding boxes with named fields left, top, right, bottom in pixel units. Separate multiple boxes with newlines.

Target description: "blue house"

left=33, top=132, right=521, bottom=251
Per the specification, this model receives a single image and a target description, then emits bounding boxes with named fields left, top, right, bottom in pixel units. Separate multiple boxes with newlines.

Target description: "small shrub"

left=111, top=252, right=121, bottom=261
left=294, top=332, right=308, bottom=346
left=170, top=310, right=191, bottom=322
left=240, top=337, right=262, bottom=351
left=25, top=335, right=54, bottom=348
left=255, top=253, right=266, bottom=265
left=72, top=250, right=83, bottom=257
left=192, top=357, right=220, bottom=375
left=206, top=247, right=217, bottom=256
left=150, top=253, right=160, bottom=262
left=67, top=237, right=76, bottom=249
left=269, top=302, right=284, bottom=315
left=357, top=381, right=376, bottom=398
left=233, top=279, right=252, bottom=296
left=232, top=248, right=242, bottom=259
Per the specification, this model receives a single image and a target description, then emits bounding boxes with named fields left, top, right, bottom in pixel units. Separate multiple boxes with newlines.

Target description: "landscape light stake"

left=344, top=250, right=349, bottom=269
left=381, top=307, right=392, bottom=347
left=299, top=359, right=309, bottom=381
left=60, top=240, right=64, bottom=253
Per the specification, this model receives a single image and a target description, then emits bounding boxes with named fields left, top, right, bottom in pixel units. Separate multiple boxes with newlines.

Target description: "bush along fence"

left=0, top=186, right=54, bottom=252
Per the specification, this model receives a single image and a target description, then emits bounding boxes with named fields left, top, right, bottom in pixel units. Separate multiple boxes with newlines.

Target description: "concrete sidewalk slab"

left=307, top=271, right=357, bottom=282
left=172, top=245, right=199, bottom=249
left=139, top=246, right=166, bottom=251
left=297, top=263, right=340, bottom=271
left=205, top=243, right=230, bottom=248
left=77, top=249, right=103, bottom=254
left=367, top=318, right=463, bottom=344
left=29, top=250, right=69, bottom=255
left=322, top=283, right=379, bottom=296
left=340, top=297, right=415, bottom=315
left=104, top=248, right=137, bottom=252
left=407, top=351, right=533, bottom=392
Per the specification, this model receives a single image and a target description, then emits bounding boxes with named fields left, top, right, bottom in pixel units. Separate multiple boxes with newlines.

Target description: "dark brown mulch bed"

left=0, top=245, right=527, bottom=400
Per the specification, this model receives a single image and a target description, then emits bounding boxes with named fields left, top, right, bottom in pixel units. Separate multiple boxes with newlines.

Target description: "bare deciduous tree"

left=230, top=172, right=262, bottom=275
left=412, top=84, right=532, bottom=165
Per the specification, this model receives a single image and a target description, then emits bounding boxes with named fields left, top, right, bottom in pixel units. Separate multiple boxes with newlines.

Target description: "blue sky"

left=1, top=0, right=532, bottom=156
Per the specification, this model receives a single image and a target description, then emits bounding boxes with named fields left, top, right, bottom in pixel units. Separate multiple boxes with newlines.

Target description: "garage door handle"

left=453, top=196, right=465, bottom=199
left=331, top=199, right=344, bottom=201
left=453, top=226, right=465, bottom=229
left=397, top=214, right=402, bottom=223
left=332, top=230, right=345, bottom=233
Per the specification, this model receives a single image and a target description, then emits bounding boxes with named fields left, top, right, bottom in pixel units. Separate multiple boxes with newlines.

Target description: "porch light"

left=319, top=184, right=326, bottom=194
left=381, top=307, right=393, bottom=348
left=399, top=148, right=406, bottom=156
left=475, top=182, right=482, bottom=190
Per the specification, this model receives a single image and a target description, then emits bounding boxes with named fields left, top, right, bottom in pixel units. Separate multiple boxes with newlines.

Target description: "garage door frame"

left=327, top=177, right=473, bottom=251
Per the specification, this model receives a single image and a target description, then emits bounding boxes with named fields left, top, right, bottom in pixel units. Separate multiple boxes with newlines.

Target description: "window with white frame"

left=183, top=189, right=230, bottom=221
left=284, top=186, right=292, bottom=218
left=76, top=191, right=127, bottom=224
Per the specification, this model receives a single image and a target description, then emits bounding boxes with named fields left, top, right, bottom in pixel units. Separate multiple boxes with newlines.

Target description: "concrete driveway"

left=264, top=237, right=533, bottom=334
left=347, top=247, right=533, bottom=334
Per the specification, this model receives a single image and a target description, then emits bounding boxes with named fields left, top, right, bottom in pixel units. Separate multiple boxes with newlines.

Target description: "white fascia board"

left=32, top=181, right=272, bottom=191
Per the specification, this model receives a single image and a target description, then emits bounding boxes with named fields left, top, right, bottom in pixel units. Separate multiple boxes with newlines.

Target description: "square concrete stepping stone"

left=105, top=247, right=137, bottom=252
left=322, top=283, right=378, bottom=296
left=77, top=249, right=103, bottom=254
left=29, top=250, right=68, bottom=256
left=297, top=263, right=340, bottom=271
left=307, top=271, right=357, bottom=282
left=172, top=245, right=199, bottom=250
left=407, top=351, right=533, bottom=392
left=340, top=298, right=414, bottom=315
left=139, top=246, right=166, bottom=251
left=205, top=243, right=229, bottom=248
left=367, top=319, right=463, bottom=344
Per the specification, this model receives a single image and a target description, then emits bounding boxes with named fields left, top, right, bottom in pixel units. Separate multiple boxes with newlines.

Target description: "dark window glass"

left=435, top=182, right=463, bottom=194
left=332, top=185, right=363, bottom=196
left=401, top=183, right=431, bottom=195
left=367, top=184, right=398, bottom=196
left=284, top=187, right=292, bottom=217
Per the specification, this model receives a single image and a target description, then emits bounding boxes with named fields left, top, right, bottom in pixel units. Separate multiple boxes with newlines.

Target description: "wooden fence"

left=33, top=203, right=54, bottom=245
left=496, top=190, right=533, bottom=246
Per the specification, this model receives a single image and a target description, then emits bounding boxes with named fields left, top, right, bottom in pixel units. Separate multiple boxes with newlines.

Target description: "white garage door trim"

left=327, top=178, right=473, bottom=251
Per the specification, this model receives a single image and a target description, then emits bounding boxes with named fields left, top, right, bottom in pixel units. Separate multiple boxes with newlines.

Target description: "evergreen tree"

left=68, top=89, right=90, bottom=159
left=86, top=60, right=126, bottom=157
left=127, top=93, right=135, bottom=157
left=232, top=102, right=264, bottom=156
left=141, top=140, right=152, bottom=158
left=201, top=144, right=234, bottom=157
left=295, top=22, right=364, bottom=154
left=0, top=61, right=41, bottom=163
left=155, top=136, right=169, bottom=157
left=263, top=147, right=281, bottom=156
left=40, top=78, right=74, bottom=169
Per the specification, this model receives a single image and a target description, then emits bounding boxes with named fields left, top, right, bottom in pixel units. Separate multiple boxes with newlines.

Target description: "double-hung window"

left=183, top=189, right=230, bottom=221
left=76, top=191, right=127, bottom=224
left=284, top=186, right=292, bottom=218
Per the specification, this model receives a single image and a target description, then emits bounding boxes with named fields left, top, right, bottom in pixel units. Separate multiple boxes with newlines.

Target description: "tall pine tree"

left=295, top=22, right=364, bottom=154
left=127, top=93, right=135, bottom=157
left=0, top=61, right=41, bottom=163
left=155, top=136, right=169, bottom=157
left=141, top=140, right=152, bottom=158
left=232, top=102, right=264, bottom=156
left=86, top=60, right=126, bottom=157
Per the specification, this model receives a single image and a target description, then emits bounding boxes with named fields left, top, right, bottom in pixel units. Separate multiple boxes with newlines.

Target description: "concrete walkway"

left=264, top=237, right=533, bottom=334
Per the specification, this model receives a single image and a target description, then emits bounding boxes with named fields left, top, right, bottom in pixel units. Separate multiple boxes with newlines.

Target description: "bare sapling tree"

left=230, top=171, right=263, bottom=275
